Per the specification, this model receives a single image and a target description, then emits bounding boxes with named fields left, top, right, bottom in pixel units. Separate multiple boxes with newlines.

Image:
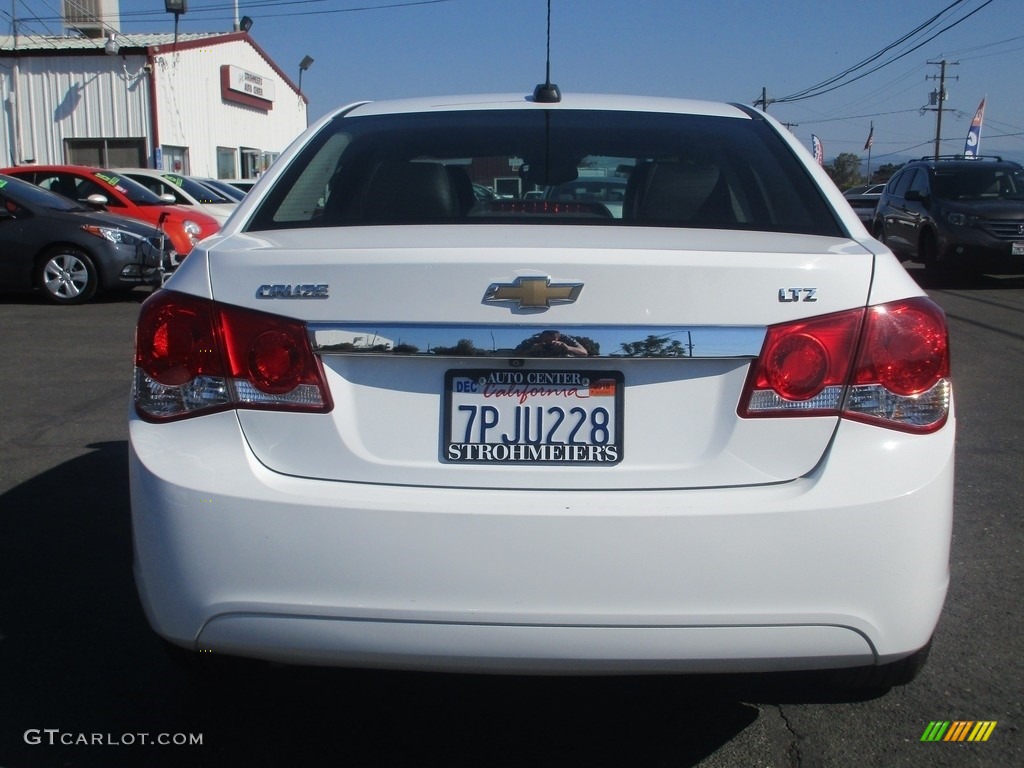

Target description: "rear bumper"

left=129, top=409, right=954, bottom=674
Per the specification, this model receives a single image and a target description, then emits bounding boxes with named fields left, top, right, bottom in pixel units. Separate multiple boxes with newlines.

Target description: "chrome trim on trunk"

left=307, top=324, right=766, bottom=359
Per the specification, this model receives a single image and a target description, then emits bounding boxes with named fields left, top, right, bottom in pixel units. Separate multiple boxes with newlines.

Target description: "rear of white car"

left=130, top=94, right=953, bottom=684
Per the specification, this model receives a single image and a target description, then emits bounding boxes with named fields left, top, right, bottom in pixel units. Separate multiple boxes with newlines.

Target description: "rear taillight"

left=739, top=298, right=950, bottom=433
left=134, top=290, right=331, bottom=421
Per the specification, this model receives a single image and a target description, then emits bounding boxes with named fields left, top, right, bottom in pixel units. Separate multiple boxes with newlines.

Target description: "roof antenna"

left=532, top=0, right=561, bottom=103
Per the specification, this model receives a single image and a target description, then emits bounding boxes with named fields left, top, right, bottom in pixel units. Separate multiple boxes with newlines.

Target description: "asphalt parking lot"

left=0, top=269, right=1022, bottom=767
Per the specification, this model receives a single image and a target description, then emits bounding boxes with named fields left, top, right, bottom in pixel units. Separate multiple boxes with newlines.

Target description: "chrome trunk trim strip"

left=307, top=324, right=765, bottom=359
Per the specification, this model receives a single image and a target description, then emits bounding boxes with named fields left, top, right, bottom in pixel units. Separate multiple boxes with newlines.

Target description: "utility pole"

left=926, top=60, right=958, bottom=161
left=754, top=87, right=771, bottom=112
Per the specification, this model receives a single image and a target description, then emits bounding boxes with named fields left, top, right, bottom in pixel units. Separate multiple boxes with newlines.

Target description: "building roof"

left=0, top=32, right=227, bottom=53
left=0, top=31, right=304, bottom=100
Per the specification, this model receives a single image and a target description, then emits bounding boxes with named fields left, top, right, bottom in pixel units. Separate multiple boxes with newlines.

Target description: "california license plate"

left=444, top=369, right=623, bottom=464
left=1012, top=242, right=1024, bottom=256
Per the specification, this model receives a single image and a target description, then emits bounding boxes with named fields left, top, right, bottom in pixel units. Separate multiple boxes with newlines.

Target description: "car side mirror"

left=159, top=193, right=177, bottom=204
left=85, top=193, right=109, bottom=208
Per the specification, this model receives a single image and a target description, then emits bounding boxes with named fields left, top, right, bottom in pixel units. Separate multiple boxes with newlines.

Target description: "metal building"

left=0, top=29, right=308, bottom=179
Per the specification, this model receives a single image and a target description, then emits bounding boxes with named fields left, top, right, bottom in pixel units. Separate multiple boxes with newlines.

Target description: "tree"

left=825, top=152, right=863, bottom=189
left=872, top=162, right=903, bottom=184
left=619, top=335, right=687, bottom=357
left=430, top=338, right=486, bottom=356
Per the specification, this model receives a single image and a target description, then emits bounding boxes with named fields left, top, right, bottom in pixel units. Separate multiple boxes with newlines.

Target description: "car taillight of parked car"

left=739, top=297, right=950, bottom=433
left=133, top=290, right=332, bottom=421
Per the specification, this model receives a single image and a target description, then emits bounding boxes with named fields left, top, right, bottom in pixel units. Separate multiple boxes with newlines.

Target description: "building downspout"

left=9, top=6, right=23, bottom=166
left=147, top=48, right=160, bottom=168
left=9, top=58, right=22, bottom=165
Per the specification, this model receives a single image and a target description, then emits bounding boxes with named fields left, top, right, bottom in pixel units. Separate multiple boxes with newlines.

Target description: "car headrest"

left=358, top=161, right=460, bottom=222
left=625, top=161, right=722, bottom=222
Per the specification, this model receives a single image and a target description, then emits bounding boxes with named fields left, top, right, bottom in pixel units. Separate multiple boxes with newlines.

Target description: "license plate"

left=1013, top=242, right=1024, bottom=256
left=444, top=369, right=623, bottom=465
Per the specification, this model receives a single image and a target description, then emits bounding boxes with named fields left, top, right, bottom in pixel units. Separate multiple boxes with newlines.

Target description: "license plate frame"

left=1012, top=241, right=1024, bottom=256
left=443, top=369, right=624, bottom=465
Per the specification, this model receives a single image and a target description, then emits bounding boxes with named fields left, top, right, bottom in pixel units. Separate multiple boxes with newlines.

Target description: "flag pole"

left=865, top=122, right=873, bottom=183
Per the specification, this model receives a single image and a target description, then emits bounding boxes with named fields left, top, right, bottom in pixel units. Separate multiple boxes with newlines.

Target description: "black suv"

left=872, top=155, right=1024, bottom=273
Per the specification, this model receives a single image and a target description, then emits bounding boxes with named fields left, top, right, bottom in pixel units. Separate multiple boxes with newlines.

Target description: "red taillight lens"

left=740, top=309, right=863, bottom=417
left=136, top=292, right=223, bottom=386
left=134, top=290, right=331, bottom=421
left=248, top=331, right=304, bottom=394
left=739, top=297, right=951, bottom=433
left=854, top=301, right=949, bottom=396
left=765, top=333, right=830, bottom=400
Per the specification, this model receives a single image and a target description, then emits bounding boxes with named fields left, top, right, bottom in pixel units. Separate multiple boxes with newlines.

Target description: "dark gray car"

left=0, top=174, right=169, bottom=304
left=872, top=156, right=1024, bottom=273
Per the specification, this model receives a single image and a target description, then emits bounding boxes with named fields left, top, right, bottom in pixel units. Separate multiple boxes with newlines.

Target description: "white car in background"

left=191, top=177, right=246, bottom=202
left=115, top=168, right=238, bottom=225
left=130, top=90, right=954, bottom=689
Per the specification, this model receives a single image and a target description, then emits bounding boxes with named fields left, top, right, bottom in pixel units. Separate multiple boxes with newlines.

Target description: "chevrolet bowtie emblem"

left=483, top=276, right=583, bottom=309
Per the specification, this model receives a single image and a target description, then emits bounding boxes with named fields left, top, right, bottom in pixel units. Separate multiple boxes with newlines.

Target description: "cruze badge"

left=483, top=276, right=583, bottom=309
left=256, top=284, right=329, bottom=299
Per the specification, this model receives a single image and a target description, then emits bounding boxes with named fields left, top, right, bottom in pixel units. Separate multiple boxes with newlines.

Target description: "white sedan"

left=130, top=90, right=953, bottom=689
left=115, top=168, right=238, bottom=225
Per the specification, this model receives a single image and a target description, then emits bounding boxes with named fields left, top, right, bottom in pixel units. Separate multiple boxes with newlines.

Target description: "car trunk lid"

left=206, top=225, right=875, bottom=490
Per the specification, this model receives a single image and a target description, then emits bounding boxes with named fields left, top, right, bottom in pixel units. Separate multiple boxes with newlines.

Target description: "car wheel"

left=36, top=247, right=98, bottom=304
left=830, top=639, right=932, bottom=692
left=918, top=230, right=940, bottom=269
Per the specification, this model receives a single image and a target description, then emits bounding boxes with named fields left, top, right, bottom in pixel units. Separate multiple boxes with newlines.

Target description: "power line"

left=776, top=0, right=968, bottom=103
left=21, top=0, right=457, bottom=27
left=772, top=0, right=995, bottom=105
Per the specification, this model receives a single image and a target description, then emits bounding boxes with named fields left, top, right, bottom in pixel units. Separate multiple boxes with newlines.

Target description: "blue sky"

left=6, top=1, right=1024, bottom=164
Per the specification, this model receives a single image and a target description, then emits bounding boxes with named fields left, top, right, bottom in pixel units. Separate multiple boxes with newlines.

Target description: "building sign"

left=220, top=65, right=275, bottom=110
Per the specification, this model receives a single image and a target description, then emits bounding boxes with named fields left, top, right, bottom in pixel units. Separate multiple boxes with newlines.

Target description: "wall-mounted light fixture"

left=104, top=32, right=119, bottom=56
left=298, top=55, right=314, bottom=93
left=165, top=0, right=187, bottom=47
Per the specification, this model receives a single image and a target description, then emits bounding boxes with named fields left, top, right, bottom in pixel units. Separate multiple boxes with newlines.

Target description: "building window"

left=161, top=145, right=190, bottom=174
left=217, top=147, right=237, bottom=179
left=65, top=138, right=146, bottom=168
left=241, top=147, right=262, bottom=179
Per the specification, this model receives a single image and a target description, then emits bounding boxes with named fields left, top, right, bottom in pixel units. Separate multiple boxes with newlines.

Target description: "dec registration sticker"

left=444, top=369, right=624, bottom=465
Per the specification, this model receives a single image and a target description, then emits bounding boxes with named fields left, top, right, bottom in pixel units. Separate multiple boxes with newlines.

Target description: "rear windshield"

left=248, top=109, right=842, bottom=236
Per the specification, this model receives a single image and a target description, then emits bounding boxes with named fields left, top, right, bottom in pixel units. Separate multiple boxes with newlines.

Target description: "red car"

left=0, top=165, right=219, bottom=259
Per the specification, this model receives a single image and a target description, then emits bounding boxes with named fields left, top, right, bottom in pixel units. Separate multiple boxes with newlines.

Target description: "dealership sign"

left=220, top=65, right=275, bottom=110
